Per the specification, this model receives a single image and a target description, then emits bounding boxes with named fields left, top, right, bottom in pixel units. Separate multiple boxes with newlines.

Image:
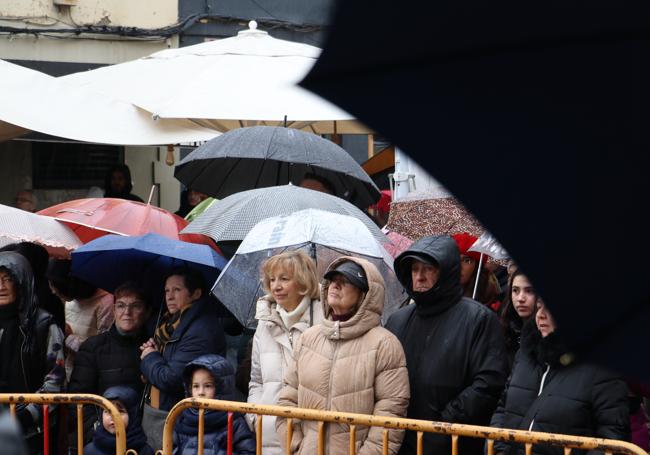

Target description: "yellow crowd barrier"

left=162, top=398, right=646, bottom=455
left=1, top=394, right=643, bottom=455
left=0, top=393, right=127, bottom=455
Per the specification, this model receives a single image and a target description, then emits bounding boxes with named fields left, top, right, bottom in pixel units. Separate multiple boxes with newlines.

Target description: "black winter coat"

left=68, top=324, right=150, bottom=395
left=385, top=235, right=509, bottom=455
left=490, top=322, right=630, bottom=454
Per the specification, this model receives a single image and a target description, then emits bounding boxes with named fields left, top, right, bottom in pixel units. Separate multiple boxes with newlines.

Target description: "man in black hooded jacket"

left=385, top=235, right=508, bottom=454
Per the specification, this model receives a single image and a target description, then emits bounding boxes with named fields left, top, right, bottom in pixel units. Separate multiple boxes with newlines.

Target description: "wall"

left=125, top=146, right=181, bottom=213
left=0, top=0, right=178, bottom=64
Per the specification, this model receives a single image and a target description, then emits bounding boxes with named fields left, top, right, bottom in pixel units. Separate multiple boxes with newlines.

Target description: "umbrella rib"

left=252, top=155, right=268, bottom=188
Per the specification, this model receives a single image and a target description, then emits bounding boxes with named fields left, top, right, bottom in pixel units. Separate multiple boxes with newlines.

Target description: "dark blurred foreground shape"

left=300, top=0, right=650, bottom=380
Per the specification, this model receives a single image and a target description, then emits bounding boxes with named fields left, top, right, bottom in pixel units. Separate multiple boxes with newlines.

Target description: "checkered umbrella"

left=181, top=185, right=388, bottom=245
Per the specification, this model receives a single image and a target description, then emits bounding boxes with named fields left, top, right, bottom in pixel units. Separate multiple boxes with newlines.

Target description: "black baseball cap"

left=400, top=254, right=435, bottom=266
left=324, top=261, right=369, bottom=292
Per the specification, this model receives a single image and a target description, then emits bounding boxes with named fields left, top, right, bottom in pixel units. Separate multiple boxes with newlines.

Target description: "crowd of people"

left=1, top=164, right=645, bottom=454
left=0, top=227, right=644, bottom=455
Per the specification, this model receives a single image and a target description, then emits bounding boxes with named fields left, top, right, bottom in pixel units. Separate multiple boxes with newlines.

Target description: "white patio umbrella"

left=60, top=21, right=370, bottom=135
left=0, top=59, right=218, bottom=145
left=0, top=204, right=82, bottom=258
left=212, top=209, right=406, bottom=328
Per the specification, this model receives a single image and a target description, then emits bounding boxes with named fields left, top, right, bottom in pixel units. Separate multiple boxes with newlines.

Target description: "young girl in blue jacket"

left=173, top=354, right=255, bottom=455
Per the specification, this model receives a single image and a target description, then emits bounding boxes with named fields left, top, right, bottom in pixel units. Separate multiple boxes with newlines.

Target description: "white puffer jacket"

left=247, top=295, right=323, bottom=455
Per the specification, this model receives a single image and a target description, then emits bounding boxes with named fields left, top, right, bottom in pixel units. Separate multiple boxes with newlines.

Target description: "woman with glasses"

left=67, top=281, right=152, bottom=450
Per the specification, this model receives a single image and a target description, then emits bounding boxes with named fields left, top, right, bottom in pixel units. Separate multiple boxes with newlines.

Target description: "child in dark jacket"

left=84, top=385, right=154, bottom=455
left=173, top=354, right=256, bottom=455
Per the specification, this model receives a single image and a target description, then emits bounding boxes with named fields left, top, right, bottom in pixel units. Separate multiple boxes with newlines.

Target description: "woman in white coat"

left=247, top=250, right=322, bottom=454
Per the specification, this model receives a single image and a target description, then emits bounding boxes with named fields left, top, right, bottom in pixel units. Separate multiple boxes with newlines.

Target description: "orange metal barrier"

left=0, top=393, right=126, bottom=455
left=161, top=398, right=646, bottom=455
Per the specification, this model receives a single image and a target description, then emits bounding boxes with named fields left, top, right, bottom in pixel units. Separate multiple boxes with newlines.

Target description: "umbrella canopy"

left=300, top=0, right=650, bottom=377
left=59, top=21, right=368, bottom=135
left=0, top=59, right=217, bottom=145
left=184, top=197, right=216, bottom=223
left=175, top=126, right=380, bottom=208
left=37, top=198, right=213, bottom=248
left=0, top=204, right=82, bottom=258
left=381, top=229, right=414, bottom=259
left=212, top=209, right=405, bottom=329
left=71, top=233, right=227, bottom=297
left=387, top=194, right=485, bottom=240
left=181, top=185, right=388, bottom=245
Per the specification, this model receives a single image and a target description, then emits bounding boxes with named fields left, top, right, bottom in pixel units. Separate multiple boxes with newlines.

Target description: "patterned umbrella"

left=386, top=196, right=485, bottom=240
left=0, top=203, right=81, bottom=258
left=181, top=185, right=388, bottom=245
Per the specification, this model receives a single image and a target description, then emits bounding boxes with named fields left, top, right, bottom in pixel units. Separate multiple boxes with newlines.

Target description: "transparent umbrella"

left=212, top=209, right=406, bottom=329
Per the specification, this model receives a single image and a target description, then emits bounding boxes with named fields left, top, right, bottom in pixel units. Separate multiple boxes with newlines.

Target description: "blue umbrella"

left=71, top=233, right=227, bottom=298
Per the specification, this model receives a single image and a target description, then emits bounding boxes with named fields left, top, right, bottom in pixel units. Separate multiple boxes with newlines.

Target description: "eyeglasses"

left=114, top=302, right=146, bottom=313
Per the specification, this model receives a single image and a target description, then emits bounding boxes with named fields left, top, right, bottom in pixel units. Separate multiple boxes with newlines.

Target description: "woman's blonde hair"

left=261, top=250, right=320, bottom=300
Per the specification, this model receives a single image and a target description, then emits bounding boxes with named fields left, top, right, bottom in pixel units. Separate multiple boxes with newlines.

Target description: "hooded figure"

left=490, top=319, right=630, bottom=454
left=84, top=385, right=154, bottom=455
left=173, top=354, right=255, bottom=455
left=0, top=252, right=65, bottom=452
left=384, top=236, right=508, bottom=455
left=276, top=256, right=410, bottom=455
left=0, top=242, right=65, bottom=331
left=103, top=164, right=143, bottom=202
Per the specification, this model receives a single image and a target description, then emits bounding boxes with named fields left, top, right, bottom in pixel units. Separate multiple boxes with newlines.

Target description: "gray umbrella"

left=180, top=184, right=388, bottom=245
left=174, top=125, right=381, bottom=208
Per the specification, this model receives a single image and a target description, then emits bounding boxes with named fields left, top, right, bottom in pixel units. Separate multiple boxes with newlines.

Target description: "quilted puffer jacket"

left=276, top=256, right=410, bottom=455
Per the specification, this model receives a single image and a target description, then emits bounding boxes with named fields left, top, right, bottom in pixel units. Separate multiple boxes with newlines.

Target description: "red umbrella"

left=38, top=198, right=218, bottom=251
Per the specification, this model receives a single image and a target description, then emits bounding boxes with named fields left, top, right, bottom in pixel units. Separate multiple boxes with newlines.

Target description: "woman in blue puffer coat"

left=173, top=354, right=255, bottom=455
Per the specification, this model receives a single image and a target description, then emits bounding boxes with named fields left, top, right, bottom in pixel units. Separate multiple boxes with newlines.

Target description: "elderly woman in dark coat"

left=490, top=300, right=630, bottom=454
left=140, top=267, right=227, bottom=448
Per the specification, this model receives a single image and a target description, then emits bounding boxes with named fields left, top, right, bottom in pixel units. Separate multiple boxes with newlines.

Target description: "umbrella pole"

left=471, top=253, right=484, bottom=300
left=147, top=185, right=157, bottom=206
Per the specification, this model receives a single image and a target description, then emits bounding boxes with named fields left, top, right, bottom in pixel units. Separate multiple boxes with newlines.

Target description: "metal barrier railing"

left=162, top=398, right=646, bottom=455
left=0, top=393, right=127, bottom=455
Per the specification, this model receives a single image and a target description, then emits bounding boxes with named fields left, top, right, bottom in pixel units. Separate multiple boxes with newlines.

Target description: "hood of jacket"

left=320, top=256, right=384, bottom=340
left=182, top=354, right=236, bottom=400
left=103, top=385, right=141, bottom=431
left=0, top=252, right=36, bottom=329
left=394, top=235, right=463, bottom=315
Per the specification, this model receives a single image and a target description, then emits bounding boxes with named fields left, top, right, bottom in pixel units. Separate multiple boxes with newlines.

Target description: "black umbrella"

left=175, top=125, right=381, bottom=208
left=300, top=0, right=650, bottom=379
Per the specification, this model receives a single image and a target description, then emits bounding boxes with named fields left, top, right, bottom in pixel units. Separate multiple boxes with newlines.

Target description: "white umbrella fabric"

left=0, top=204, right=82, bottom=258
left=60, top=21, right=369, bottom=135
left=212, top=209, right=406, bottom=329
left=0, top=59, right=218, bottom=145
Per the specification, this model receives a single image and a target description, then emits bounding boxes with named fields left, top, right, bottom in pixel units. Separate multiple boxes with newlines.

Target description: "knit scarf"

left=176, top=408, right=230, bottom=436
left=154, top=305, right=192, bottom=349
left=277, top=296, right=311, bottom=330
